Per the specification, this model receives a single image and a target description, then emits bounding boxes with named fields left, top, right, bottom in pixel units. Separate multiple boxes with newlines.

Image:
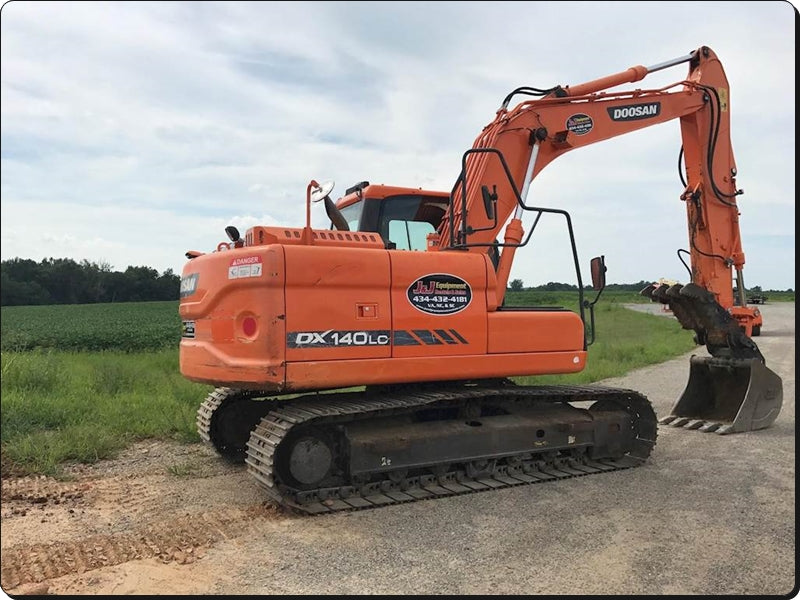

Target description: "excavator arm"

left=436, top=45, right=781, bottom=433
left=439, top=47, right=741, bottom=304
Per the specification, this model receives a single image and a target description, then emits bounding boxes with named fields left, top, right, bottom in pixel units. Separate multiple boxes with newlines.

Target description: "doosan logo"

left=608, top=102, right=661, bottom=121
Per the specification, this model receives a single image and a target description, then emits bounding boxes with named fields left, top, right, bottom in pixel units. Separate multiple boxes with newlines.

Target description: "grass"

left=0, top=292, right=706, bottom=477
left=514, top=302, right=695, bottom=385
left=1, top=349, right=209, bottom=476
left=166, top=460, right=205, bottom=478
left=752, top=290, right=795, bottom=302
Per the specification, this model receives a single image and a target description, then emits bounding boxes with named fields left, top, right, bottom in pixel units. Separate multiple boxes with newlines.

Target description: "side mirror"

left=481, top=185, right=497, bottom=220
left=590, top=255, right=606, bottom=291
left=311, top=180, right=336, bottom=203
left=585, top=255, right=607, bottom=346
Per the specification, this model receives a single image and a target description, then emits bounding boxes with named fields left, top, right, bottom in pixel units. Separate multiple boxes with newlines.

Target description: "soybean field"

left=1, top=301, right=180, bottom=352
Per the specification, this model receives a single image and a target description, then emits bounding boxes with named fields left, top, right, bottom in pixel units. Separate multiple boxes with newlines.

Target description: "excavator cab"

left=328, top=182, right=503, bottom=268
left=328, top=183, right=446, bottom=242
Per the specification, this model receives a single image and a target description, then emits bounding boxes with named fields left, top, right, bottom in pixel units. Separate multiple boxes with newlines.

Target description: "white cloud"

left=0, top=1, right=794, bottom=289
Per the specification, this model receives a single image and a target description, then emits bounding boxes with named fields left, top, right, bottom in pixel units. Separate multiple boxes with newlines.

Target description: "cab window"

left=388, top=220, right=436, bottom=251
left=337, top=201, right=363, bottom=231
left=378, top=195, right=447, bottom=249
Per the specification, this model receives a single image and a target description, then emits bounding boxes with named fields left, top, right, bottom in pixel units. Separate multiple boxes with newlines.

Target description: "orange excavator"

left=179, top=45, right=783, bottom=513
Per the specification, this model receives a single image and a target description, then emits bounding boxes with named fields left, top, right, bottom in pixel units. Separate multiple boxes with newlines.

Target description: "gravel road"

left=1, top=303, right=794, bottom=596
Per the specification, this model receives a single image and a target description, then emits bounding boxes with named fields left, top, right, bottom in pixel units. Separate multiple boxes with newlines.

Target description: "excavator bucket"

left=641, top=281, right=783, bottom=434
left=660, top=355, right=783, bottom=434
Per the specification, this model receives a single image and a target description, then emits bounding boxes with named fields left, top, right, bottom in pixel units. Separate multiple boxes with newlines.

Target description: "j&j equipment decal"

left=407, top=273, right=472, bottom=315
left=566, top=113, right=593, bottom=135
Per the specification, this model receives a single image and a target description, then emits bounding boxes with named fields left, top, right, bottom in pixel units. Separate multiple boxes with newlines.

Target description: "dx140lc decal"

left=287, top=329, right=470, bottom=348
left=288, top=330, right=391, bottom=348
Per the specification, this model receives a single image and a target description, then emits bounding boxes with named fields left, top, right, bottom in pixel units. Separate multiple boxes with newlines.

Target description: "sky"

left=0, top=1, right=795, bottom=290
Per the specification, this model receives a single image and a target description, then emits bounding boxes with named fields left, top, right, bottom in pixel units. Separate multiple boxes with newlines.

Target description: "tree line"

left=508, top=279, right=656, bottom=292
left=1, top=258, right=180, bottom=306
left=508, top=278, right=792, bottom=294
left=2, top=259, right=788, bottom=307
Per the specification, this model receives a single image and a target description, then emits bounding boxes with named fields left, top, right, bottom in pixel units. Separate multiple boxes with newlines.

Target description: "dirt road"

left=1, top=303, right=794, bottom=595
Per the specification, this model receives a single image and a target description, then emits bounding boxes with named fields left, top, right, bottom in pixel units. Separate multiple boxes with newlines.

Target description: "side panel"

left=390, top=251, right=488, bottom=357
left=179, top=245, right=286, bottom=388
left=285, top=351, right=587, bottom=391
left=488, top=311, right=584, bottom=354
left=284, top=245, right=392, bottom=362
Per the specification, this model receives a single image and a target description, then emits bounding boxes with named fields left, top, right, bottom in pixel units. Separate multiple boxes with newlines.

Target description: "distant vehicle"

left=747, top=293, right=768, bottom=304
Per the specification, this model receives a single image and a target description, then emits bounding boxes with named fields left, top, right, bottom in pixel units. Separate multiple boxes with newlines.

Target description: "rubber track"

left=245, top=385, right=656, bottom=515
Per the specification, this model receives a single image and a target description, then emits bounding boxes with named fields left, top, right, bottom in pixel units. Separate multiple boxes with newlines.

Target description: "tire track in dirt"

left=2, top=473, right=195, bottom=523
left=1, top=503, right=282, bottom=589
left=1, top=476, right=90, bottom=506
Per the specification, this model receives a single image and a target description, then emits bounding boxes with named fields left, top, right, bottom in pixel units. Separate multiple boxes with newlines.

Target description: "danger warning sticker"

left=228, top=255, right=263, bottom=279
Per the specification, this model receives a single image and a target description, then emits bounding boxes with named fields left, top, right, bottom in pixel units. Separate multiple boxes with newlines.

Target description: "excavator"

left=179, top=45, right=783, bottom=514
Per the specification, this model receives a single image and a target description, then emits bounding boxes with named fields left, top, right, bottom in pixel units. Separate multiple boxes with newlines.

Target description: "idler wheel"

left=287, top=434, right=333, bottom=486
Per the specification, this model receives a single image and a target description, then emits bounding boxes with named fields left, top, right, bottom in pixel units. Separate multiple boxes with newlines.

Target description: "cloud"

left=0, top=1, right=795, bottom=289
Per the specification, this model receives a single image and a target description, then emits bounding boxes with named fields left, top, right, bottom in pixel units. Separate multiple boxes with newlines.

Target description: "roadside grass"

left=1, top=294, right=699, bottom=477
left=1, top=349, right=209, bottom=476
left=514, top=302, right=696, bottom=385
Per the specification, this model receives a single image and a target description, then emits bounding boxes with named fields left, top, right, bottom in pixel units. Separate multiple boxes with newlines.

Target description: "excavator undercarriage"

left=199, top=383, right=657, bottom=514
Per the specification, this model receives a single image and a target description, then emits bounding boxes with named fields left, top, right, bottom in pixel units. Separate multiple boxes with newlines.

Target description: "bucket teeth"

left=699, top=422, right=722, bottom=433
left=664, top=283, right=683, bottom=297
left=658, top=418, right=728, bottom=433
left=640, top=283, right=657, bottom=299
left=663, top=283, right=701, bottom=331
left=651, top=284, right=671, bottom=303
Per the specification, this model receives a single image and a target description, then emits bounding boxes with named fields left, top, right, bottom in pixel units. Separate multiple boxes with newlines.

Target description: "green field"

left=1, top=300, right=180, bottom=352
left=0, top=294, right=704, bottom=476
left=1, top=290, right=791, bottom=353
